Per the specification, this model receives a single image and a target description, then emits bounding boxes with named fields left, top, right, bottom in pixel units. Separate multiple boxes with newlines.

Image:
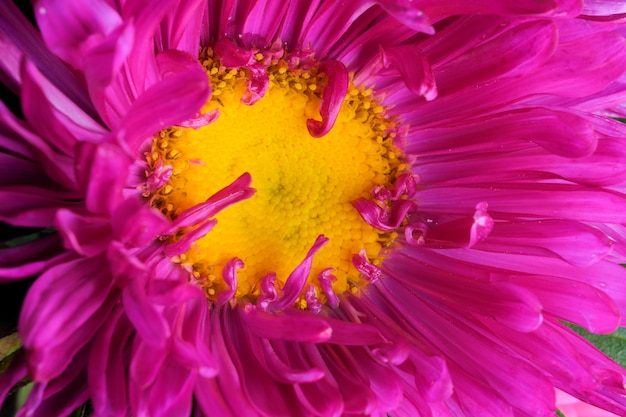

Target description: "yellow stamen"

left=149, top=48, right=405, bottom=305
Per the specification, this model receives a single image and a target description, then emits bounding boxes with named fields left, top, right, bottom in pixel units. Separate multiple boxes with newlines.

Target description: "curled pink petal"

left=257, top=273, right=278, bottom=312
left=266, top=235, right=328, bottom=311
left=352, top=249, right=382, bottom=283
left=214, top=38, right=255, bottom=67
left=178, top=109, right=220, bottom=129
left=170, top=173, right=255, bottom=231
left=306, top=60, right=349, bottom=138
left=305, top=285, right=323, bottom=314
left=217, top=257, right=244, bottom=306
left=469, top=202, right=494, bottom=247
left=318, top=268, right=340, bottom=308
left=352, top=197, right=416, bottom=232
left=380, top=45, right=437, bottom=101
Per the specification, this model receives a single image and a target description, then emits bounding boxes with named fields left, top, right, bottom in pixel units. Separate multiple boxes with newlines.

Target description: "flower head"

left=2, top=0, right=626, bottom=416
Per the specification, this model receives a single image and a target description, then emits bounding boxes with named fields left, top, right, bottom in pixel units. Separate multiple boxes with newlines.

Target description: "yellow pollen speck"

left=148, top=47, right=405, bottom=306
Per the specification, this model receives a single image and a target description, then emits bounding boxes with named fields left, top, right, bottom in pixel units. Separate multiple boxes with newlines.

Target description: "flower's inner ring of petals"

left=145, top=46, right=407, bottom=307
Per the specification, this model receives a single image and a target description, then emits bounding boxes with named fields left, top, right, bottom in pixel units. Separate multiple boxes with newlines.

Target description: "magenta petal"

left=436, top=20, right=558, bottom=95
left=18, top=258, right=109, bottom=344
left=20, top=60, right=77, bottom=156
left=307, top=60, right=349, bottom=138
left=0, top=103, right=78, bottom=190
left=88, top=308, right=133, bottom=417
left=385, top=255, right=544, bottom=332
left=352, top=198, right=415, bottom=232
left=36, top=0, right=122, bottom=69
left=380, top=45, right=437, bottom=101
left=267, top=235, right=328, bottom=311
left=148, top=280, right=204, bottom=306
left=170, top=173, right=255, bottom=231
left=409, top=107, right=598, bottom=158
left=241, top=1, right=290, bottom=45
left=217, top=257, right=243, bottom=306
left=248, top=338, right=325, bottom=384
left=129, top=339, right=167, bottom=389
left=0, top=234, right=70, bottom=281
left=117, top=49, right=210, bottom=150
left=55, top=209, right=111, bottom=256
left=200, top=312, right=259, bottom=416
left=0, top=10, right=30, bottom=91
left=374, top=0, right=434, bottom=33
left=19, top=58, right=106, bottom=143
left=147, top=364, right=195, bottom=417
left=179, top=109, right=220, bottom=128
left=528, top=30, right=626, bottom=97
left=484, top=220, right=613, bottom=267
left=408, top=351, right=453, bottom=403
left=110, top=197, right=169, bottom=246
left=284, top=308, right=387, bottom=347
left=121, top=277, right=170, bottom=348
left=241, top=63, right=269, bottom=105
left=76, top=142, right=131, bottom=216
left=242, top=307, right=332, bottom=343
left=508, top=274, right=621, bottom=334
left=19, top=348, right=90, bottom=417
left=193, top=376, right=237, bottom=417
left=131, top=360, right=195, bottom=417
left=294, top=377, right=345, bottom=417
left=0, top=188, right=81, bottom=227
left=214, top=38, right=255, bottom=67
left=19, top=257, right=113, bottom=381
left=0, top=1, right=97, bottom=117
left=170, top=297, right=218, bottom=378
left=165, top=218, right=216, bottom=257
left=109, top=243, right=170, bottom=348
left=351, top=348, right=404, bottom=413
left=83, top=22, right=135, bottom=97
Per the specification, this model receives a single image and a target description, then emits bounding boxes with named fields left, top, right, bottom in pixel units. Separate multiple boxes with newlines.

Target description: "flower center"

left=148, top=47, right=406, bottom=307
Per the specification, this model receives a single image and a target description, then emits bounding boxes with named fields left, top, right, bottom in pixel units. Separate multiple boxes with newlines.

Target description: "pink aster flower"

left=2, top=0, right=626, bottom=416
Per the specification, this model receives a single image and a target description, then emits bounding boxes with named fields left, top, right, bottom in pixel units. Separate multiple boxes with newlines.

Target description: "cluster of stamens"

left=144, top=44, right=409, bottom=309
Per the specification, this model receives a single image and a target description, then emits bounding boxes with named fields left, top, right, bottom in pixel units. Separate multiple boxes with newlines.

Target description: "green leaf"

left=566, top=324, right=626, bottom=367
left=0, top=227, right=55, bottom=249
left=556, top=410, right=566, bottom=417
left=0, top=332, right=21, bottom=374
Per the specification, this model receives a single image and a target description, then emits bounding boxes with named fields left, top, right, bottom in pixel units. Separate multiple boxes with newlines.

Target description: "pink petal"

left=36, top=0, right=123, bottom=69
left=380, top=44, right=437, bottom=101
left=384, top=254, right=544, bottom=332
left=0, top=234, right=70, bottom=281
left=0, top=1, right=97, bottom=117
left=116, top=49, right=210, bottom=150
left=435, top=20, right=558, bottom=96
left=19, top=257, right=114, bottom=381
left=483, top=220, right=613, bottom=267
left=306, top=60, right=349, bottom=138
left=120, top=272, right=170, bottom=348
left=55, top=209, right=111, bottom=256
left=248, top=338, right=325, bottom=384
left=169, top=173, right=254, bottom=231
left=241, top=306, right=332, bottom=343
left=507, top=274, right=621, bottom=334
left=76, top=142, right=130, bottom=216
left=88, top=308, right=133, bottom=417
left=266, top=235, right=328, bottom=311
